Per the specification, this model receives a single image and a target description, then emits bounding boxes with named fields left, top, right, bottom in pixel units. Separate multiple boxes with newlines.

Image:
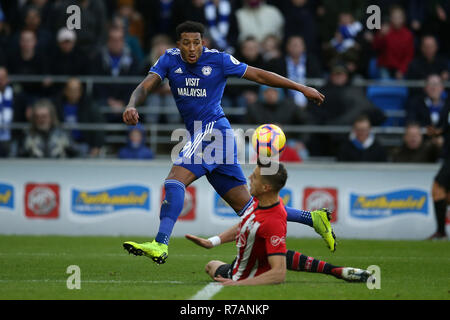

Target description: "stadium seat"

left=366, top=85, right=409, bottom=126
left=367, top=57, right=381, bottom=79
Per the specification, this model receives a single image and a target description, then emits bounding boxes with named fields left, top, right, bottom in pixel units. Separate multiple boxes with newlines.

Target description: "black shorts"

left=435, top=160, right=450, bottom=191
left=214, top=258, right=236, bottom=279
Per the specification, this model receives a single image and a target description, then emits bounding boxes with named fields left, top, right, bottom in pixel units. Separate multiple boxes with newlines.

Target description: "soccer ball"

left=252, top=124, right=286, bottom=158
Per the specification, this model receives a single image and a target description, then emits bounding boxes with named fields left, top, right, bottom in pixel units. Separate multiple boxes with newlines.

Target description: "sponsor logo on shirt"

left=270, top=235, right=285, bottom=247
left=177, top=78, right=207, bottom=97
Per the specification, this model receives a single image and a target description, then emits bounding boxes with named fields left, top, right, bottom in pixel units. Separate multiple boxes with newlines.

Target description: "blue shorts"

left=174, top=117, right=247, bottom=197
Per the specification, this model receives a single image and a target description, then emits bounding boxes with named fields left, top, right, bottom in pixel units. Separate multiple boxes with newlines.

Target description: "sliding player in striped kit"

left=187, top=162, right=371, bottom=285
left=123, top=21, right=334, bottom=264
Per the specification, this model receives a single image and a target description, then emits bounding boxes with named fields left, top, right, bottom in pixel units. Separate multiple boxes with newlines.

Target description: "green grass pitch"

left=0, top=235, right=448, bottom=300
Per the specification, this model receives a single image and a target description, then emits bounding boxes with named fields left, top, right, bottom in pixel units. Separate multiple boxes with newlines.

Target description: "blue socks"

left=233, top=198, right=313, bottom=228
left=155, top=179, right=186, bottom=245
left=285, top=206, right=313, bottom=227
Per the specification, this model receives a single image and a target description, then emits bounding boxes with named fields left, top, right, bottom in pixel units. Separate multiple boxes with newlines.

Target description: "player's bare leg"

left=166, top=165, right=198, bottom=186
left=221, top=184, right=254, bottom=214
left=205, top=260, right=228, bottom=280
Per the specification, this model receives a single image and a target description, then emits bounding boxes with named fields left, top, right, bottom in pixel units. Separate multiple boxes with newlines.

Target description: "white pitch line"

left=189, top=282, right=223, bottom=300
left=1, top=252, right=448, bottom=260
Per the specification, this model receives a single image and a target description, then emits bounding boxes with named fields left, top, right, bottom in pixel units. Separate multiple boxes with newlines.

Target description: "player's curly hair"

left=176, top=21, right=205, bottom=40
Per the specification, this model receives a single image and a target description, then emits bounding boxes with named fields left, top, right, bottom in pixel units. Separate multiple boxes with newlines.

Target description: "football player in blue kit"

left=122, top=21, right=334, bottom=264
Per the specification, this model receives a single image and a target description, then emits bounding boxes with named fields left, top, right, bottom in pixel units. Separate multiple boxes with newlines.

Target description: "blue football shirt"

left=149, top=47, right=248, bottom=133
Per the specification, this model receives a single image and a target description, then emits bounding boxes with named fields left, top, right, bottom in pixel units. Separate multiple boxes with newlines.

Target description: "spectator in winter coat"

left=372, top=5, right=414, bottom=79
left=391, top=122, right=441, bottom=163
left=406, top=74, right=449, bottom=128
left=20, top=99, right=77, bottom=158
left=337, top=115, right=387, bottom=162
left=236, top=0, right=284, bottom=43
left=49, top=28, right=90, bottom=76
left=246, top=86, right=308, bottom=126
left=406, top=35, right=449, bottom=81
left=119, top=125, right=154, bottom=160
left=265, top=35, right=321, bottom=108
left=53, top=78, right=105, bottom=157
left=92, top=27, right=139, bottom=122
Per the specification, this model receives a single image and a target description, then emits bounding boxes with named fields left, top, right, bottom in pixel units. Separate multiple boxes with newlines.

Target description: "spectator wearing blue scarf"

left=204, top=0, right=238, bottom=52
left=330, top=12, right=363, bottom=54
left=284, top=36, right=322, bottom=108
left=337, top=115, right=387, bottom=162
left=92, top=27, right=139, bottom=123
left=406, top=74, right=449, bottom=127
left=53, top=78, right=105, bottom=157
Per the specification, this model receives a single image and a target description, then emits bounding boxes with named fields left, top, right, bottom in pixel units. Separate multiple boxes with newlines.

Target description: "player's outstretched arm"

left=185, top=223, right=240, bottom=248
left=242, top=66, right=325, bottom=106
left=123, top=73, right=162, bottom=125
left=185, top=234, right=215, bottom=248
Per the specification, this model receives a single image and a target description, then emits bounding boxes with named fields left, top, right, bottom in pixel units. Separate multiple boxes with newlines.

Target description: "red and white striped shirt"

left=232, top=197, right=287, bottom=281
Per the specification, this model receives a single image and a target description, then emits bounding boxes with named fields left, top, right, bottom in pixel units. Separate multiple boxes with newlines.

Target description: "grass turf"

left=0, top=235, right=448, bottom=300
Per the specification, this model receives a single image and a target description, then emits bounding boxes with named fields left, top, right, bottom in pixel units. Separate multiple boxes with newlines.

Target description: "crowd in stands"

left=0, top=0, right=449, bottom=163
